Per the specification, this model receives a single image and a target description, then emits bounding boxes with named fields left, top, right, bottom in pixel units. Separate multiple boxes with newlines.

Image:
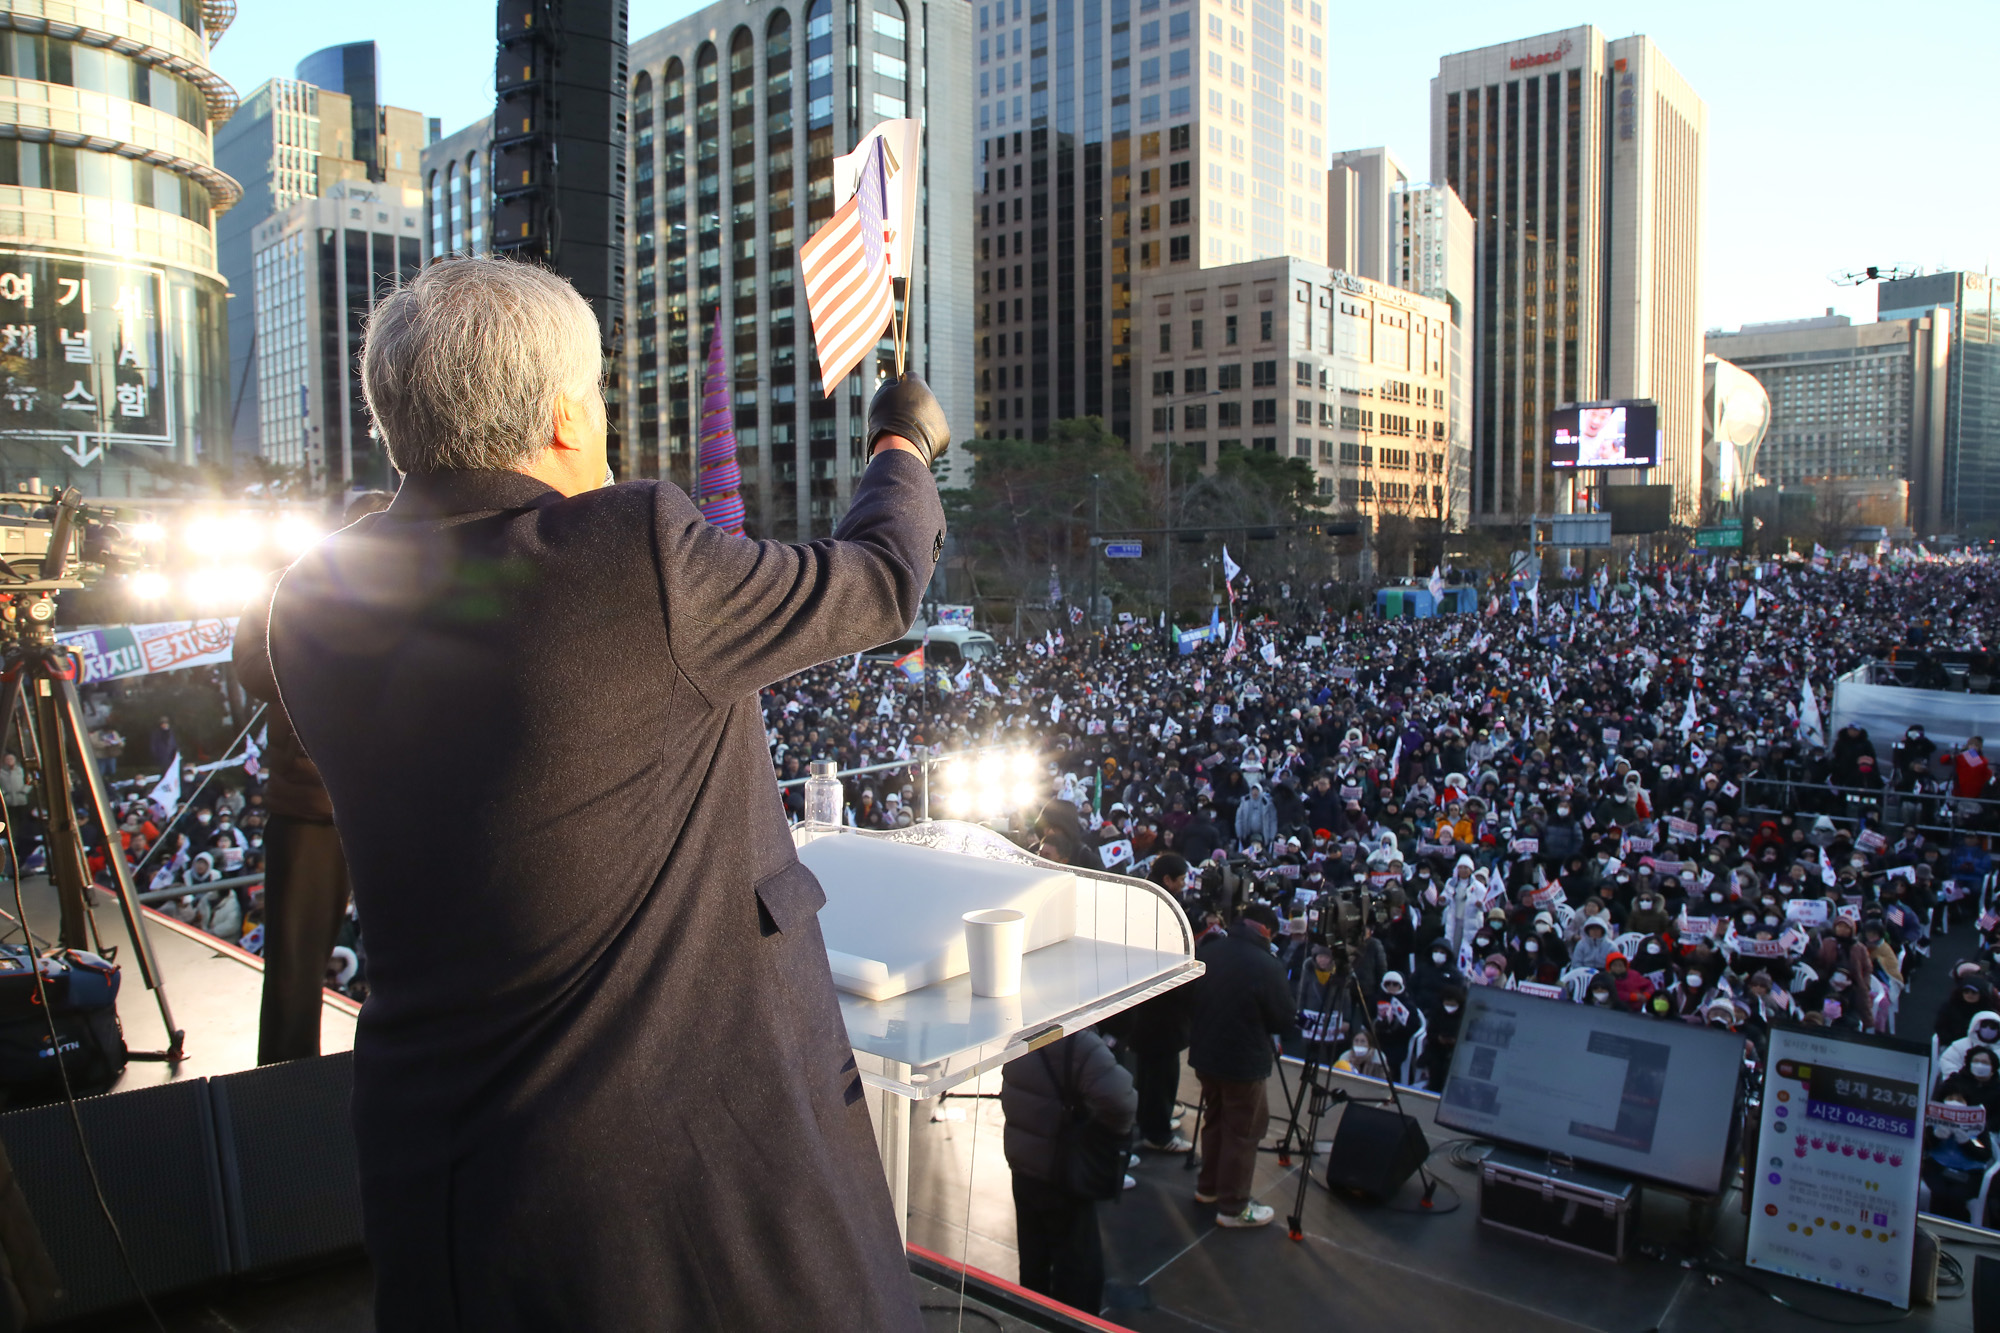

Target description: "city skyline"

left=208, top=0, right=1997, bottom=338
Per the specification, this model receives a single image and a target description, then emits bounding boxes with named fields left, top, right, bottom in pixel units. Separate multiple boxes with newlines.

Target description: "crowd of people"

left=760, top=550, right=2000, bottom=1301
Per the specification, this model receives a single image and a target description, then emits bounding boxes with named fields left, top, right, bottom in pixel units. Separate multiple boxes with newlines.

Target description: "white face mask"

left=1432, top=952, right=1449, bottom=965
left=1442, top=1002, right=1460, bottom=1014
left=1525, top=942, right=1539, bottom=954
left=1591, top=993, right=1612, bottom=1005
left=1974, top=1062, right=1996, bottom=1079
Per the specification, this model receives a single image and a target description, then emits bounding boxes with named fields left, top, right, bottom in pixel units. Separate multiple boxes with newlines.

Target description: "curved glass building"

left=0, top=0, right=239, bottom=497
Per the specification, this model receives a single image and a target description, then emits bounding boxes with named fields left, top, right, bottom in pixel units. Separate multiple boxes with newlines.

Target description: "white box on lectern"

left=797, top=833, right=1077, bottom=1000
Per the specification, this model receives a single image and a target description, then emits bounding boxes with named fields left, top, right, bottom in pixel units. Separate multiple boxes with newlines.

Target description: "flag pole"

left=876, top=137, right=904, bottom=378
left=897, top=130, right=919, bottom=378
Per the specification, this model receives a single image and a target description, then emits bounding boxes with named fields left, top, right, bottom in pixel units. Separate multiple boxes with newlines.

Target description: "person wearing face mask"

left=1920, top=1092, right=1993, bottom=1224
left=1604, top=954, right=1655, bottom=1010
left=1585, top=977, right=1619, bottom=1009
left=1333, top=1030, right=1393, bottom=1080
left=1940, top=1011, right=2000, bottom=1082
left=1420, top=984, right=1467, bottom=1092
left=1943, top=1050, right=2000, bottom=1120
left=1411, top=941, right=1465, bottom=1017
left=1626, top=890, right=1672, bottom=937
left=1569, top=917, right=1613, bottom=972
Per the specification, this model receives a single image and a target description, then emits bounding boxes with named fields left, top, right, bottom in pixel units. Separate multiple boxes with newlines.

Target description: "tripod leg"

left=1182, top=1087, right=1205, bottom=1173
left=53, top=675, right=182, bottom=1061
left=23, top=678, right=95, bottom=952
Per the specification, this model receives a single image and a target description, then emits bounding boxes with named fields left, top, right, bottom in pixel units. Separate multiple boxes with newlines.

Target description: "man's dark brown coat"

left=266, top=455, right=943, bottom=1331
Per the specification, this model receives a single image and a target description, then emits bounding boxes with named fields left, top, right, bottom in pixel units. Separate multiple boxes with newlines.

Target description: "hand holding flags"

left=800, top=134, right=897, bottom=390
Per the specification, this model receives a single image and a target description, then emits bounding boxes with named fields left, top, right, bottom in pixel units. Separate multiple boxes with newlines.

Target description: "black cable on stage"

left=2, top=806, right=167, bottom=1333
left=1691, top=1248, right=1915, bottom=1327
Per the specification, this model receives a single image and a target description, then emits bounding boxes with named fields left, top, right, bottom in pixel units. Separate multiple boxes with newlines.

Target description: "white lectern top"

left=795, top=820, right=1202, bottom=1098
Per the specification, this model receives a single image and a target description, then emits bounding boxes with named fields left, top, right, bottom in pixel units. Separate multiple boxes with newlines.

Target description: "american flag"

left=800, top=136, right=893, bottom=394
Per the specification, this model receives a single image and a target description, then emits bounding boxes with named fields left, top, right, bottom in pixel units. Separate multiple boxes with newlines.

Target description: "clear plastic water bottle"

left=805, top=760, right=843, bottom=827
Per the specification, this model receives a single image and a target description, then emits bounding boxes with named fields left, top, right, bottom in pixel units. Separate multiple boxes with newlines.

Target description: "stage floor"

left=0, top=876, right=357, bottom=1095
left=904, top=1061, right=1983, bottom=1333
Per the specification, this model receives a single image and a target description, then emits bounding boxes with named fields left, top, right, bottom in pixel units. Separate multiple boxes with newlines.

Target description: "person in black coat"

left=1188, top=903, right=1296, bottom=1227
left=265, top=257, right=949, bottom=1333
left=1001, top=1030, right=1137, bottom=1314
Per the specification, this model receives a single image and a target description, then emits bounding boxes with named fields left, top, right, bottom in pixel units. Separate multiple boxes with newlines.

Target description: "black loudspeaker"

left=0, top=1081, right=228, bottom=1321
left=1973, top=1253, right=2000, bottom=1330
left=210, top=1053, right=363, bottom=1274
left=1323, top=1103, right=1428, bottom=1203
left=492, top=0, right=628, bottom=355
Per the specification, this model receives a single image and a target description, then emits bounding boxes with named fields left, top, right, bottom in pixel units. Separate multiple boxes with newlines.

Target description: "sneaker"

left=1128, top=1153, right=1142, bottom=1169
left=1193, top=1190, right=1219, bottom=1205
left=1124, top=1174, right=1137, bottom=1191
left=1143, top=1135, right=1194, bottom=1154
left=1215, top=1202, right=1276, bottom=1229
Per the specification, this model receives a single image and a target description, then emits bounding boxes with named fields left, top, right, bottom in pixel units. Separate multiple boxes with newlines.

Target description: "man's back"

left=269, top=460, right=941, bottom=1331
left=1188, top=923, right=1295, bottom=1082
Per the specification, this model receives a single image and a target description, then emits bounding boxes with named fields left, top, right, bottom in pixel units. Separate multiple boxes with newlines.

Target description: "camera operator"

left=1188, top=902, right=1295, bottom=1228
left=264, top=256, right=948, bottom=1332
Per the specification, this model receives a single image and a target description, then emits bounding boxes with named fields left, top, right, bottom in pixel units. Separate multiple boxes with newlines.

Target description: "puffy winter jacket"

left=1000, top=1031, right=1136, bottom=1187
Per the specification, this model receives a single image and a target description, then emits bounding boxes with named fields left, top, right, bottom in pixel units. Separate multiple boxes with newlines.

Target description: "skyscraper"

left=1877, top=272, right=2000, bottom=535
left=1431, top=27, right=1706, bottom=525
left=972, top=0, right=1331, bottom=445
left=297, top=43, right=383, bottom=180
left=1325, top=146, right=1405, bottom=282
left=0, top=0, right=239, bottom=495
left=623, top=0, right=972, bottom=539
left=1388, top=180, right=1473, bottom=524
left=216, top=80, right=368, bottom=460
left=422, top=117, right=494, bottom=259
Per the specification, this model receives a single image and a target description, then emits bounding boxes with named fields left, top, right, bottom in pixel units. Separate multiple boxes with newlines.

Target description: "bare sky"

left=210, top=0, right=1995, bottom=332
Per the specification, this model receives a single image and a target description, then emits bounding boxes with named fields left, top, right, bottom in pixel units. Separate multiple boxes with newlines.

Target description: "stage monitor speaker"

left=1973, top=1253, right=2000, bottom=1330
left=210, top=1052, right=363, bottom=1275
left=0, top=1080, right=228, bottom=1321
left=1323, top=1103, right=1428, bottom=1204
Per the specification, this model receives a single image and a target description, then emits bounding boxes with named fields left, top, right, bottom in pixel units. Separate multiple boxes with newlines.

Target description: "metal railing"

left=1737, top=775, right=2000, bottom=843
left=136, top=870, right=263, bottom=906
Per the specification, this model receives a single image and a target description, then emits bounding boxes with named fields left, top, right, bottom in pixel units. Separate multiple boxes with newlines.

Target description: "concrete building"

left=422, top=117, right=494, bottom=259
left=0, top=0, right=240, bottom=495
left=292, top=42, right=425, bottom=189
left=971, top=0, right=1330, bottom=446
left=1878, top=271, right=2000, bottom=536
left=1704, top=312, right=1945, bottom=530
left=1134, top=257, right=1453, bottom=537
left=215, top=79, right=369, bottom=461
left=1325, top=146, right=1404, bottom=283
left=624, top=0, right=972, bottom=538
left=1388, top=180, right=1472, bottom=525
left=1431, top=26, right=1707, bottom=525
left=250, top=180, right=424, bottom=489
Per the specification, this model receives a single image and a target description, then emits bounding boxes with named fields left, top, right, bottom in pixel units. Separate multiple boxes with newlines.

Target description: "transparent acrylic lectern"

left=792, top=820, right=1203, bottom=1235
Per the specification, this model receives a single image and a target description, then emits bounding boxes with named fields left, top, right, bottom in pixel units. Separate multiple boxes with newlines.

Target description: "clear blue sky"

left=211, top=0, right=1995, bottom=333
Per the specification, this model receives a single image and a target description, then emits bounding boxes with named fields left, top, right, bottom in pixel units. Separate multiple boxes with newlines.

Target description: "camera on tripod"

left=0, top=486, right=148, bottom=649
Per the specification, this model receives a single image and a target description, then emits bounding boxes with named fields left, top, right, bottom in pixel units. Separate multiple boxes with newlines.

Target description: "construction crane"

left=1831, top=265, right=1919, bottom=287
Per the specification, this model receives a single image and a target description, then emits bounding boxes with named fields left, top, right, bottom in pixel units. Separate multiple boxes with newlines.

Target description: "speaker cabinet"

left=209, top=1053, right=363, bottom=1274
left=1323, top=1103, right=1429, bottom=1203
left=0, top=1081, right=227, bottom=1321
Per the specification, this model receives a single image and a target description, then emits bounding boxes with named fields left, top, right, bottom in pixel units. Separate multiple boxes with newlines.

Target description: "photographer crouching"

left=262, top=256, right=948, bottom=1331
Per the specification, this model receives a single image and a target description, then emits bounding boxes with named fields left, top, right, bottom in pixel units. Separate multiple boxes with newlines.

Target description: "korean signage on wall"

left=1745, top=1025, right=1928, bottom=1309
left=0, top=249, right=171, bottom=468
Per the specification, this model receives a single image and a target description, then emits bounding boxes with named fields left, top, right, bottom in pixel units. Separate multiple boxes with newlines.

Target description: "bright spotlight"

left=185, top=564, right=264, bottom=608
left=1012, top=782, right=1036, bottom=809
left=978, top=785, right=1004, bottom=812
left=129, top=521, right=165, bottom=545
left=941, top=760, right=967, bottom=791
left=272, top=513, right=322, bottom=556
left=184, top=514, right=262, bottom=557
left=1010, top=751, right=1038, bottom=781
left=127, top=570, right=170, bottom=600
left=976, top=755, right=1002, bottom=783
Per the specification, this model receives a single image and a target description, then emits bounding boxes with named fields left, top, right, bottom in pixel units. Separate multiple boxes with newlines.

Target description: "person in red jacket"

left=1604, top=953, right=1656, bottom=1010
left=1956, top=737, right=1992, bottom=802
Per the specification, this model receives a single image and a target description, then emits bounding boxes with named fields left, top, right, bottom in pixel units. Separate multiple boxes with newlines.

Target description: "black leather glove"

left=866, top=372, right=950, bottom=468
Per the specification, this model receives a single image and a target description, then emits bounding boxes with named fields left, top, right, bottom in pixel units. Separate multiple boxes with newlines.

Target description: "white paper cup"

left=963, top=908, right=1027, bottom=998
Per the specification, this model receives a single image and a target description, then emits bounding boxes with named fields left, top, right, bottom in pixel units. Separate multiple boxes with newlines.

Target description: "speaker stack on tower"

left=492, top=0, right=629, bottom=358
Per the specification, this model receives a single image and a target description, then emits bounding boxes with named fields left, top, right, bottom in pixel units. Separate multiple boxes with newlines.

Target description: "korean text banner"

left=57, top=619, right=237, bottom=684
left=1745, top=1025, right=1927, bottom=1308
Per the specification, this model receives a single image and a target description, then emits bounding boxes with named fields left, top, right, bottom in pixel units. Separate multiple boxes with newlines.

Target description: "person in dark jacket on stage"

left=236, top=490, right=391, bottom=1066
left=1188, top=902, right=1296, bottom=1227
left=264, top=255, right=949, bottom=1332
left=1000, top=1029, right=1136, bottom=1314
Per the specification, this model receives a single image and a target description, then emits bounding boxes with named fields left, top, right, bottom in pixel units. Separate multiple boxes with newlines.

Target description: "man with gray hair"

left=261, top=256, right=948, bottom=1330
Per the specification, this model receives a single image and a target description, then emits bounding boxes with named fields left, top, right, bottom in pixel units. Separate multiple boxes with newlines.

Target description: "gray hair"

left=359, top=255, right=602, bottom=475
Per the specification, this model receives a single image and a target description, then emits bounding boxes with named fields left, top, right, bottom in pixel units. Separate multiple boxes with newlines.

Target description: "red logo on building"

left=1510, top=37, right=1573, bottom=71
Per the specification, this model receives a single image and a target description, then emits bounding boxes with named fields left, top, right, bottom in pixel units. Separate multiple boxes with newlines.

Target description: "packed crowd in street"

left=762, top=550, right=2000, bottom=1253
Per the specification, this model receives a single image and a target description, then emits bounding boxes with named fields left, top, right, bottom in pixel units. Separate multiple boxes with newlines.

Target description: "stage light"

left=976, top=755, right=1002, bottom=784
left=127, top=570, right=169, bottom=601
left=1009, top=751, right=1038, bottom=781
left=129, top=521, right=165, bottom=545
left=978, top=784, right=1004, bottom=812
left=1012, top=782, right=1036, bottom=809
left=941, top=760, right=967, bottom=791
left=272, top=513, right=321, bottom=556
left=184, top=514, right=261, bottom=557
left=185, top=564, right=263, bottom=609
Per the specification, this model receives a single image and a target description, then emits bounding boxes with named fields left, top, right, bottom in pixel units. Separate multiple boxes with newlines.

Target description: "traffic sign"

left=1104, top=541, right=1144, bottom=558
left=1695, top=523, right=1743, bottom=549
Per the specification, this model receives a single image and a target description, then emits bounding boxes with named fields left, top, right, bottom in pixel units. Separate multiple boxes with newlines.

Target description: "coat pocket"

left=754, top=860, right=828, bottom=937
